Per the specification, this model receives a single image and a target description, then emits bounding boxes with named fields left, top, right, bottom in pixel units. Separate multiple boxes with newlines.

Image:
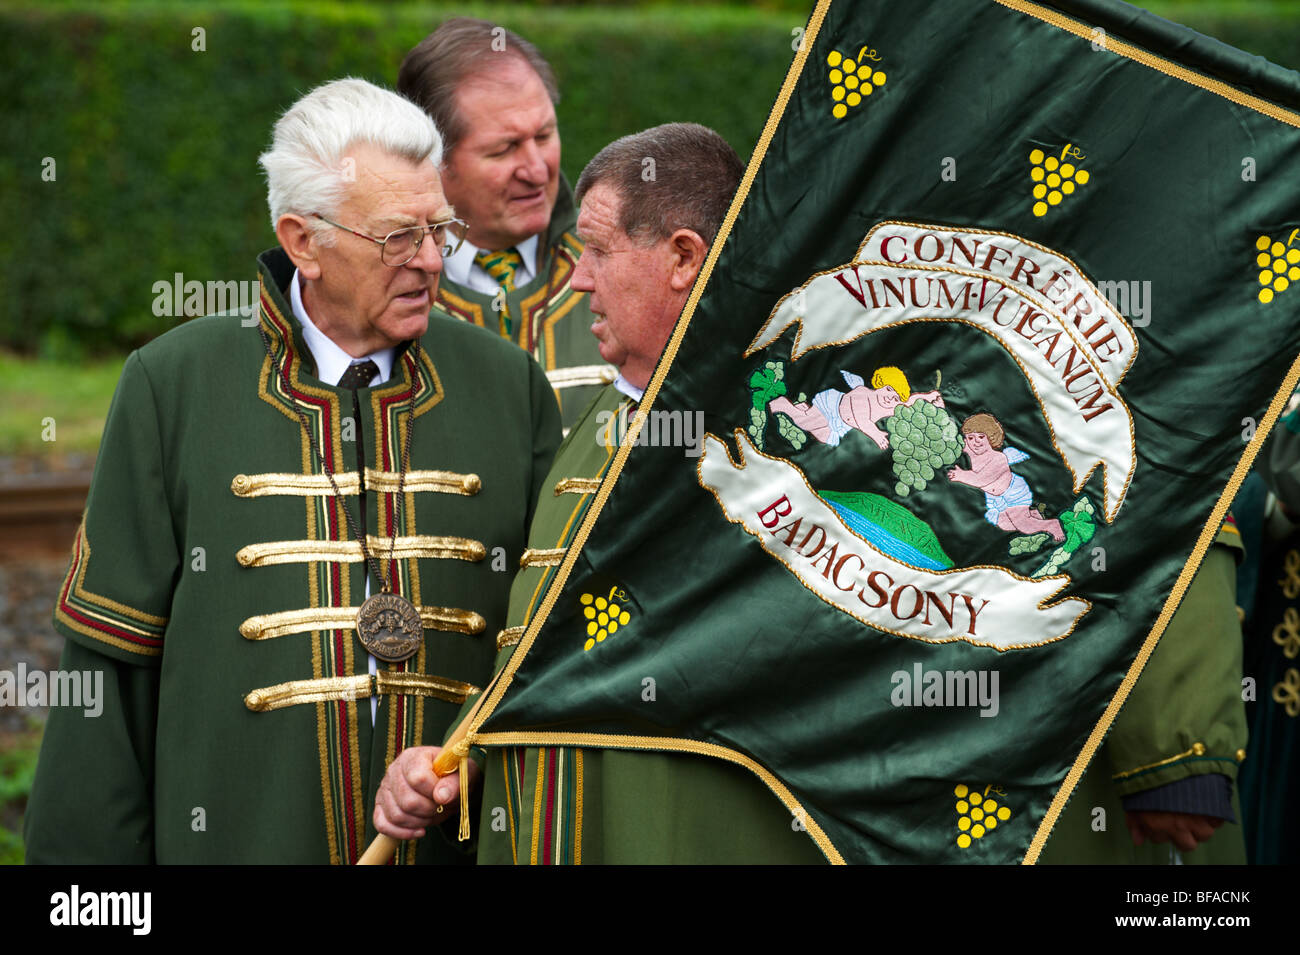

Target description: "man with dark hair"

left=374, top=122, right=825, bottom=863
left=398, top=18, right=612, bottom=433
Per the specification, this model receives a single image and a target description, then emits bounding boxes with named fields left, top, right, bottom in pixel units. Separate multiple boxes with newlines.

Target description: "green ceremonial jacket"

left=431, top=175, right=614, bottom=435
left=471, top=387, right=825, bottom=864
left=1038, top=522, right=1248, bottom=864
left=24, top=248, right=561, bottom=864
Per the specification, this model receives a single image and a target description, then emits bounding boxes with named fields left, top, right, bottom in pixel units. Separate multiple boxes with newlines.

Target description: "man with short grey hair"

left=374, top=123, right=824, bottom=863
left=399, top=18, right=612, bottom=433
left=25, top=78, right=560, bottom=864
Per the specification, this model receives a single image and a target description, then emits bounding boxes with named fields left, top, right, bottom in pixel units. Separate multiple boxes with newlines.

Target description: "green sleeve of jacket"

left=52, top=349, right=178, bottom=663
left=24, top=638, right=160, bottom=863
left=525, top=352, right=563, bottom=534
left=1107, top=533, right=1247, bottom=796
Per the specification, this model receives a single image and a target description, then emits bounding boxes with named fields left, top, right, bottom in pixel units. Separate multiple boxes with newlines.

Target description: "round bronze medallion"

left=356, top=593, right=423, bottom=662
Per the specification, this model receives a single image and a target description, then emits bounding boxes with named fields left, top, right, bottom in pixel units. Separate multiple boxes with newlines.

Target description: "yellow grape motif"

left=826, top=47, right=887, bottom=120
left=1254, top=229, right=1300, bottom=305
left=1029, top=143, right=1089, bottom=218
left=581, top=586, right=632, bottom=652
left=953, top=783, right=1012, bottom=849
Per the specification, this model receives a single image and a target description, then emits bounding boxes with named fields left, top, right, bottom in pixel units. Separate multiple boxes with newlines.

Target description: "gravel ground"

left=0, top=556, right=72, bottom=735
left=0, top=452, right=95, bottom=484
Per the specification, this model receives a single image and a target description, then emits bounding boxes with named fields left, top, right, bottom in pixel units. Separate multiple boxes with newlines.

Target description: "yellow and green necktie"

left=475, top=248, right=526, bottom=337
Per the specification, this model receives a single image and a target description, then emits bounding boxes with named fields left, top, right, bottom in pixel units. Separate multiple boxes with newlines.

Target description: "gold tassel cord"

left=458, top=751, right=472, bottom=842
left=1111, top=742, right=1208, bottom=780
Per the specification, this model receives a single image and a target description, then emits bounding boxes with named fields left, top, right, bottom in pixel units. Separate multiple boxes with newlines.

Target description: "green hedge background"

left=2, top=0, right=1298, bottom=358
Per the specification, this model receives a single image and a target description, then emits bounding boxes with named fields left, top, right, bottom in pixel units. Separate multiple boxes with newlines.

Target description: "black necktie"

left=338, top=360, right=379, bottom=391
left=338, top=360, right=379, bottom=567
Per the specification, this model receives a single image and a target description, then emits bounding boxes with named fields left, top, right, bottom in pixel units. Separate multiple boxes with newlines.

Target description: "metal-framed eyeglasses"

left=311, top=213, right=468, bottom=267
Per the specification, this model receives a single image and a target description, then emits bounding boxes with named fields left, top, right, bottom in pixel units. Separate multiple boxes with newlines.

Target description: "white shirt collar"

left=441, top=234, right=541, bottom=296
left=290, top=269, right=395, bottom=387
left=612, top=374, right=645, bottom=403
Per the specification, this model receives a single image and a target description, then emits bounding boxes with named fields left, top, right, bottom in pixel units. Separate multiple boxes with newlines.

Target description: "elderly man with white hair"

left=24, top=78, right=560, bottom=864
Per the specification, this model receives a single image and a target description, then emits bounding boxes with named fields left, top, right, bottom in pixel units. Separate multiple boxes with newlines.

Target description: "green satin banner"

left=469, top=0, right=1300, bottom=862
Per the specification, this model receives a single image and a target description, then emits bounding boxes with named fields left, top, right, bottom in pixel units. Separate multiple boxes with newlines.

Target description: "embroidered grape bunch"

left=581, top=588, right=631, bottom=652
left=1256, top=232, right=1300, bottom=305
left=748, top=360, right=807, bottom=451
left=885, top=401, right=963, bottom=496
left=1031, top=497, right=1097, bottom=578
left=826, top=49, right=886, bottom=120
left=1029, top=145, right=1089, bottom=218
left=954, top=783, right=1012, bottom=849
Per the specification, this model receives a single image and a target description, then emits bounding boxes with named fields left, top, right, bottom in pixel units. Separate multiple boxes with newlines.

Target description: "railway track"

left=0, top=473, right=91, bottom=560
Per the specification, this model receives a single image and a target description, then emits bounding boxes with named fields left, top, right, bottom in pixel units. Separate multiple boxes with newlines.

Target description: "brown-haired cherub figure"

left=947, top=412, right=1064, bottom=541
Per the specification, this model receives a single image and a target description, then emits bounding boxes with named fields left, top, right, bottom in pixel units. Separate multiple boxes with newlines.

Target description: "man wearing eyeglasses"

left=24, top=78, right=561, bottom=864
left=399, top=18, right=614, bottom=434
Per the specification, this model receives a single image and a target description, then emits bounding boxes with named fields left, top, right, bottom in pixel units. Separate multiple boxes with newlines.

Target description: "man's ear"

left=666, top=228, right=709, bottom=292
left=275, top=214, right=323, bottom=280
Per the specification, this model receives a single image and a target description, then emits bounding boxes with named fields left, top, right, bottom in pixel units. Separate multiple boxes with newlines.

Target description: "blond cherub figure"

left=769, top=365, right=944, bottom=450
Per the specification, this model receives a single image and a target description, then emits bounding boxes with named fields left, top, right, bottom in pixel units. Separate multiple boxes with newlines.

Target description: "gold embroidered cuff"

left=64, top=522, right=169, bottom=627
left=236, top=535, right=486, bottom=567
left=239, top=605, right=485, bottom=640
left=244, top=671, right=480, bottom=711
left=554, top=477, right=601, bottom=496
left=519, top=548, right=565, bottom=568
left=545, top=364, right=617, bottom=389
left=497, top=626, right=525, bottom=650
